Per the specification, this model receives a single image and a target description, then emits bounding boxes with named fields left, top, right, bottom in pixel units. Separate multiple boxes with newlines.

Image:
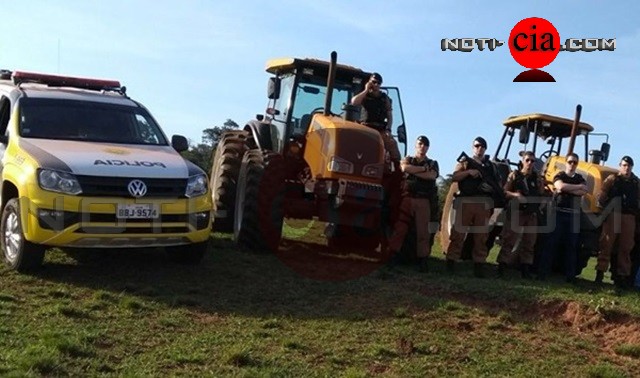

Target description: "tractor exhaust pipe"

left=566, top=104, right=582, bottom=157
left=323, top=51, right=338, bottom=116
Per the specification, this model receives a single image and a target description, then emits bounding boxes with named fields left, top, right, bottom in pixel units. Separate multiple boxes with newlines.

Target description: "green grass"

left=0, top=226, right=639, bottom=376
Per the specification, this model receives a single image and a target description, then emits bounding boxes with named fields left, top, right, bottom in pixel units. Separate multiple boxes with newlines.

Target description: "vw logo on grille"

left=127, top=179, right=148, bottom=197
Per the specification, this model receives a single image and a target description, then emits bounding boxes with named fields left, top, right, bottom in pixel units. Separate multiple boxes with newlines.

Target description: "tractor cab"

left=495, top=113, right=616, bottom=212
left=497, top=113, right=608, bottom=167
left=261, top=57, right=407, bottom=157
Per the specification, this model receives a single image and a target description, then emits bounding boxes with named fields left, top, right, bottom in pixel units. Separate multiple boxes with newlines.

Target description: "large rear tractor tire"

left=439, top=183, right=458, bottom=254
left=1, top=198, right=45, bottom=272
left=210, top=131, right=249, bottom=232
left=234, top=150, right=286, bottom=252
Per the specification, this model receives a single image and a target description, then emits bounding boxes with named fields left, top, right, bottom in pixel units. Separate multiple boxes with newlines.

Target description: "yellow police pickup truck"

left=0, top=70, right=212, bottom=271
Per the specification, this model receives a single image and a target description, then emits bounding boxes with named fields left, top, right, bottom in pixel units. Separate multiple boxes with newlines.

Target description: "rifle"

left=456, top=151, right=506, bottom=207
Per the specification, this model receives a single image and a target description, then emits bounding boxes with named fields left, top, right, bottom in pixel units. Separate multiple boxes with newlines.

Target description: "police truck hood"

left=20, top=139, right=200, bottom=178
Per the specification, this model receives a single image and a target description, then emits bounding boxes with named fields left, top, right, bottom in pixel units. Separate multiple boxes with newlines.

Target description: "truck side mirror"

left=600, top=142, right=610, bottom=162
left=172, top=135, right=189, bottom=152
left=268, top=77, right=281, bottom=100
left=396, top=125, right=407, bottom=144
left=519, top=124, right=530, bottom=144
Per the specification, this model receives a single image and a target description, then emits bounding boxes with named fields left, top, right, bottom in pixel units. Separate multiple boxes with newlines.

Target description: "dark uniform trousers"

left=446, top=198, right=492, bottom=263
left=381, top=131, right=401, bottom=162
left=497, top=211, right=538, bottom=265
left=597, top=213, right=636, bottom=276
left=388, top=196, right=431, bottom=257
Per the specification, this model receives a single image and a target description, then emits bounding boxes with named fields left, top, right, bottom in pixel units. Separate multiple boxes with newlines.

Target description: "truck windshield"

left=18, top=99, right=168, bottom=145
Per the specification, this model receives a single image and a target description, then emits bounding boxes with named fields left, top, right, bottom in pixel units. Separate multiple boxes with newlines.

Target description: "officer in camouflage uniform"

left=445, top=136, right=504, bottom=278
left=387, top=136, right=439, bottom=272
left=497, top=151, right=545, bottom=279
left=351, top=72, right=401, bottom=164
left=595, top=155, right=640, bottom=289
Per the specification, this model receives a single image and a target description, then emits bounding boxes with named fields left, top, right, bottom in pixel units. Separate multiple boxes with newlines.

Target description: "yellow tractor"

left=440, top=106, right=617, bottom=271
left=209, top=52, right=407, bottom=252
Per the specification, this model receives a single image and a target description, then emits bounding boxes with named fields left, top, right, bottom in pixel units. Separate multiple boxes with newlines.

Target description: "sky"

left=1, top=1, right=638, bottom=175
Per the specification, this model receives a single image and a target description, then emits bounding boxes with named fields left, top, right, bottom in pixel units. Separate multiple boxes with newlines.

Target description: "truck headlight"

left=327, top=157, right=354, bottom=174
left=38, top=169, right=82, bottom=195
left=185, top=174, right=208, bottom=198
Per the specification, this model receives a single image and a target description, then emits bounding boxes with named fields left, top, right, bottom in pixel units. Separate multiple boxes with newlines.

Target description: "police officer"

left=351, top=72, right=401, bottom=164
left=445, top=136, right=504, bottom=278
left=497, top=151, right=544, bottom=279
left=595, top=155, right=640, bottom=288
left=387, top=136, right=439, bottom=272
left=538, top=152, right=587, bottom=282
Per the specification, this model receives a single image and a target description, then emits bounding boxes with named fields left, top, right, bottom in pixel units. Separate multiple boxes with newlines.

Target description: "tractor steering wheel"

left=539, top=149, right=557, bottom=161
left=310, top=107, right=325, bottom=115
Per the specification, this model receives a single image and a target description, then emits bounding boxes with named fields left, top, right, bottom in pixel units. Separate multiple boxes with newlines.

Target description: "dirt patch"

left=275, top=239, right=387, bottom=282
left=422, top=285, right=640, bottom=357
left=534, top=300, right=640, bottom=351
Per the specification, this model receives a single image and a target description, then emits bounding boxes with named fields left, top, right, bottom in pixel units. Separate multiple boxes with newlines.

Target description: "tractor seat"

left=299, top=113, right=312, bottom=134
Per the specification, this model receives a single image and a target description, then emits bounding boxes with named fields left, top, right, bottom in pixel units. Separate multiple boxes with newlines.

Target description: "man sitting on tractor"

left=351, top=72, right=401, bottom=169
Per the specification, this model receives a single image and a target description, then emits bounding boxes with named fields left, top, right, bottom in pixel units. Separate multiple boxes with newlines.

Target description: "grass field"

left=1, top=222, right=640, bottom=377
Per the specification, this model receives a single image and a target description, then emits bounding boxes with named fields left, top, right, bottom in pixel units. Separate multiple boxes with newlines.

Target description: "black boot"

left=595, top=270, right=604, bottom=284
left=497, top=263, right=507, bottom=278
left=474, top=263, right=486, bottom=279
left=446, top=259, right=455, bottom=274
left=386, top=252, right=401, bottom=269
left=418, top=257, right=429, bottom=273
left=521, top=264, right=532, bottom=279
left=615, top=275, right=631, bottom=291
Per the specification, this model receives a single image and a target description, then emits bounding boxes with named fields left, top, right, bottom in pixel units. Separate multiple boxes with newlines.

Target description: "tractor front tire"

left=234, top=150, right=285, bottom=252
left=210, top=131, right=249, bottom=232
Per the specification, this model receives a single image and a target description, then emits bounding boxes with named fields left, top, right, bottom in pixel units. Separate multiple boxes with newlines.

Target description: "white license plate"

left=116, top=204, right=159, bottom=219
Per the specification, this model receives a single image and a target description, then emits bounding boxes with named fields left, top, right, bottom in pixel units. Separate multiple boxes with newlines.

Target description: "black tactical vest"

left=610, top=174, right=639, bottom=214
left=405, top=157, right=437, bottom=198
left=512, top=170, right=540, bottom=213
left=360, top=92, right=389, bottom=129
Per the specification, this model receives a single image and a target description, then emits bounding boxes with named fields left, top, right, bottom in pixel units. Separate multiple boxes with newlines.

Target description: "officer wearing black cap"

left=445, top=136, right=504, bottom=278
left=387, top=135, right=439, bottom=272
left=595, top=155, right=640, bottom=288
left=496, top=151, right=545, bottom=279
left=351, top=72, right=401, bottom=164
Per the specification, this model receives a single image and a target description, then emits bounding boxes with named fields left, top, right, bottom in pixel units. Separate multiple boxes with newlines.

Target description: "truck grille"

left=76, top=176, right=187, bottom=198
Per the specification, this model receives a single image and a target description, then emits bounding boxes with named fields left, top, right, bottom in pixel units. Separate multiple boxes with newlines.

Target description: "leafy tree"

left=181, top=119, right=239, bottom=172
left=437, top=174, right=454, bottom=216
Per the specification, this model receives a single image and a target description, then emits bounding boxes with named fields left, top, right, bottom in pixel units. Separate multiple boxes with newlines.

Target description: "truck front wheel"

left=1, top=198, right=45, bottom=272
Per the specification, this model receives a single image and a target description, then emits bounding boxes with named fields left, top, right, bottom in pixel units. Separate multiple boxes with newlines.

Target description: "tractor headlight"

left=327, top=157, right=354, bottom=174
left=38, top=169, right=82, bottom=195
left=185, top=174, right=208, bottom=198
left=362, top=164, right=383, bottom=179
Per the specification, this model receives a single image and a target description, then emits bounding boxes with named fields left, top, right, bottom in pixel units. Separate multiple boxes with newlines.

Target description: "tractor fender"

left=244, top=120, right=273, bottom=151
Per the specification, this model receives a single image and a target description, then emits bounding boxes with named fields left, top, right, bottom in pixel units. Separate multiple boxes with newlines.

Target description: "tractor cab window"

left=291, top=80, right=352, bottom=136
left=272, top=74, right=294, bottom=125
left=381, top=87, right=405, bottom=133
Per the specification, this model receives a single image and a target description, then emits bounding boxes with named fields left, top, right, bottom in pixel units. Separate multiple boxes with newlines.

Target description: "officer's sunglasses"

left=567, top=160, right=578, bottom=165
